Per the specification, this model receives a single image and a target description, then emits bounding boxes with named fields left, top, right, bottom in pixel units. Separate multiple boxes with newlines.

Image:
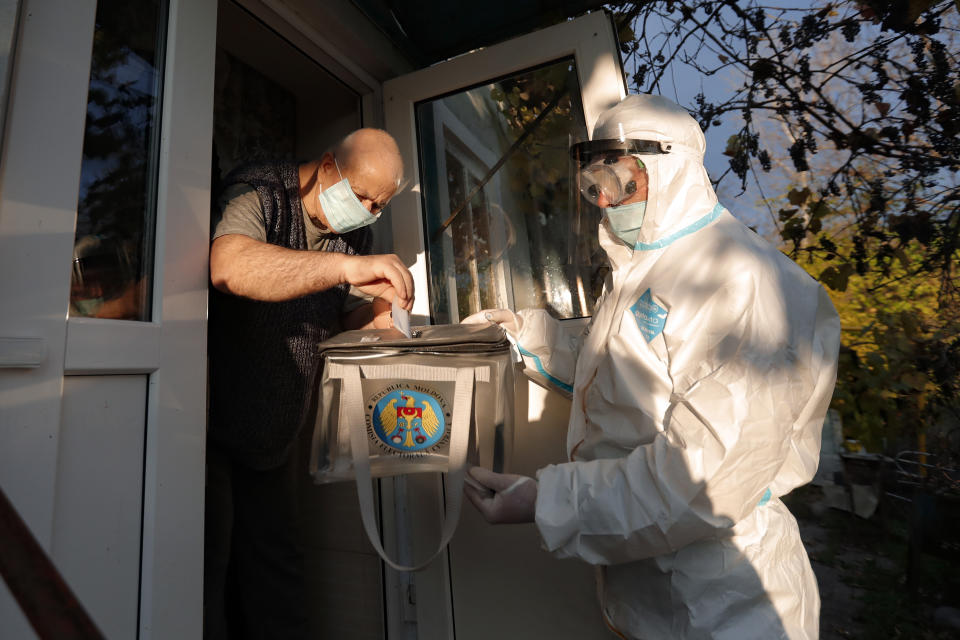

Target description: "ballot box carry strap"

left=340, top=364, right=473, bottom=572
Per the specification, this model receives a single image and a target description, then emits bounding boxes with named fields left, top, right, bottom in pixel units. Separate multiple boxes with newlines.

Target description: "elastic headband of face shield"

left=570, top=138, right=673, bottom=166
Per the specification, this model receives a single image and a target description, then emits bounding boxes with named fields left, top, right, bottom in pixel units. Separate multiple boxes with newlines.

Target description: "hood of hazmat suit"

left=512, top=94, right=841, bottom=640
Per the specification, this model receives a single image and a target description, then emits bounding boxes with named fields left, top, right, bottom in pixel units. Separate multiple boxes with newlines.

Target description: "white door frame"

left=384, top=10, right=625, bottom=326
left=0, top=1, right=100, bottom=635
left=380, top=11, right=624, bottom=638
left=136, top=0, right=216, bottom=637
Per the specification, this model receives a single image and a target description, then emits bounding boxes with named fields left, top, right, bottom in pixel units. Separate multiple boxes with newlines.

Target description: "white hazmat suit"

left=509, top=95, right=841, bottom=639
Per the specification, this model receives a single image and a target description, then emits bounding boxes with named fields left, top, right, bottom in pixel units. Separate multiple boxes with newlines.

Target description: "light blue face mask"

left=318, top=158, right=379, bottom=233
left=605, top=199, right=647, bottom=247
left=71, top=297, right=105, bottom=317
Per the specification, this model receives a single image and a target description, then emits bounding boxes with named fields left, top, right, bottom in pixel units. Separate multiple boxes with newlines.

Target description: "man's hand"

left=341, top=297, right=394, bottom=330
left=464, top=467, right=537, bottom=524
left=341, top=254, right=414, bottom=310
left=371, top=297, right=393, bottom=328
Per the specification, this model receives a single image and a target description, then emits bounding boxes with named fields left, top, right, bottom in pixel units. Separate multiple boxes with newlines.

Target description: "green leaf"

left=750, top=59, right=776, bottom=82
left=907, top=0, right=938, bottom=22
left=787, top=187, right=811, bottom=206
left=901, top=370, right=927, bottom=390
left=820, top=266, right=841, bottom=290
left=780, top=217, right=805, bottom=243
left=900, top=311, right=920, bottom=338
left=723, top=135, right=741, bottom=157
left=894, top=247, right=910, bottom=269
left=820, top=262, right=854, bottom=291
left=810, top=200, right=833, bottom=219
left=866, top=352, right=886, bottom=369
left=846, top=130, right=874, bottom=150
left=778, top=207, right=798, bottom=222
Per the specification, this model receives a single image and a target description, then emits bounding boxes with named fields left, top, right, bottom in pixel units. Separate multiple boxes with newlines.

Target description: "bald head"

left=309, top=128, right=405, bottom=225
left=336, top=128, right=404, bottom=190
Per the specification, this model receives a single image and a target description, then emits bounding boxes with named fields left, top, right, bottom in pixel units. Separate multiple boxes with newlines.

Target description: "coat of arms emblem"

left=370, top=388, right=446, bottom=453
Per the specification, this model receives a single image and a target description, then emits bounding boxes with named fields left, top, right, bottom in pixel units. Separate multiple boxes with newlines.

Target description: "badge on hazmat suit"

left=630, top=289, right=668, bottom=342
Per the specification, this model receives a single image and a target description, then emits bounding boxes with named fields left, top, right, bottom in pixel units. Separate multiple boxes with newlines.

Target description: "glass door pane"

left=416, top=58, right=605, bottom=324
left=70, top=0, right=168, bottom=321
left=0, top=0, right=21, bottom=152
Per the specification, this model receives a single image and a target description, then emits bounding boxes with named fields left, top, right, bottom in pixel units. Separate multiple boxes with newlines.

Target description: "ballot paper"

left=392, top=299, right=412, bottom=338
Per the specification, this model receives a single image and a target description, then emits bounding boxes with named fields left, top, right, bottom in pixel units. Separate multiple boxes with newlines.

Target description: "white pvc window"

left=384, top=12, right=625, bottom=326
left=415, top=58, right=608, bottom=324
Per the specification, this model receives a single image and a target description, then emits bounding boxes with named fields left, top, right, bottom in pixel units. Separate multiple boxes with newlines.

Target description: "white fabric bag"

left=310, top=323, right=516, bottom=571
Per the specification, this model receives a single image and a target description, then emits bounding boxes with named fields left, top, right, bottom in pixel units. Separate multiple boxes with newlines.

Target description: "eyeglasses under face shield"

left=571, top=138, right=672, bottom=206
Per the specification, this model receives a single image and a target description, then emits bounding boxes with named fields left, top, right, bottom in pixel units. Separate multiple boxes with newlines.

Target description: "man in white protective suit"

left=463, top=94, right=841, bottom=639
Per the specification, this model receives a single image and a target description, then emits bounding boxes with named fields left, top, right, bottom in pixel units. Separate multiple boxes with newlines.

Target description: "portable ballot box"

left=309, top=323, right=516, bottom=570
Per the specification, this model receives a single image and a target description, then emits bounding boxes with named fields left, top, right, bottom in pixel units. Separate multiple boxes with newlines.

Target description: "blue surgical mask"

left=605, top=200, right=647, bottom=247
left=318, top=159, right=379, bottom=233
left=71, top=297, right=105, bottom=317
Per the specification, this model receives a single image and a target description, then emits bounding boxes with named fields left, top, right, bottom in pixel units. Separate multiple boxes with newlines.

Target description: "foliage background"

left=610, top=0, right=960, bottom=459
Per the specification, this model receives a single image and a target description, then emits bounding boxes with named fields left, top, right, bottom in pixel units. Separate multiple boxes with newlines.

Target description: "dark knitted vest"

left=208, top=160, right=371, bottom=469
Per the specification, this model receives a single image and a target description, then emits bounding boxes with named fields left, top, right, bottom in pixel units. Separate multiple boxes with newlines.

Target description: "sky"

left=615, top=1, right=827, bottom=240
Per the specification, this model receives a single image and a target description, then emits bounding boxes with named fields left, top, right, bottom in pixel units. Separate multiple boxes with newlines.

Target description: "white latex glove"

left=460, top=308, right=523, bottom=338
left=464, top=466, right=537, bottom=524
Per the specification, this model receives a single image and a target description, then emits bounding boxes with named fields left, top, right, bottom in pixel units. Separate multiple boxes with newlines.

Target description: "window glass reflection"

left=70, top=0, right=168, bottom=320
left=416, top=58, right=606, bottom=324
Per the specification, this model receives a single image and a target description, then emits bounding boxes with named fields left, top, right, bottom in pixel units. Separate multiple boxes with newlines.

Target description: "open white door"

left=381, top=11, right=624, bottom=639
left=0, top=1, right=214, bottom=638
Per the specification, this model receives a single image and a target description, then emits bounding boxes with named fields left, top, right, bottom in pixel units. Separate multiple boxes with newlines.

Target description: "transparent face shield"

left=571, top=138, right=671, bottom=206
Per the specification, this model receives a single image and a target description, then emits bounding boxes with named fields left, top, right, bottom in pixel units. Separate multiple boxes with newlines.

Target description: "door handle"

left=0, top=337, right=47, bottom=368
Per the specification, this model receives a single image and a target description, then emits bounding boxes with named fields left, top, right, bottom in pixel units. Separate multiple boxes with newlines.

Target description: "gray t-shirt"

left=213, top=183, right=371, bottom=312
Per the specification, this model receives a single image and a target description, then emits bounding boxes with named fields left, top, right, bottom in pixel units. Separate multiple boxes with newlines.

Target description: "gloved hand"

left=460, top=308, right=523, bottom=338
left=464, top=466, right=537, bottom=524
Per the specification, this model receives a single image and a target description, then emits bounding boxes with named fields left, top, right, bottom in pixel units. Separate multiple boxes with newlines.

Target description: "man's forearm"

left=210, top=234, right=347, bottom=301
